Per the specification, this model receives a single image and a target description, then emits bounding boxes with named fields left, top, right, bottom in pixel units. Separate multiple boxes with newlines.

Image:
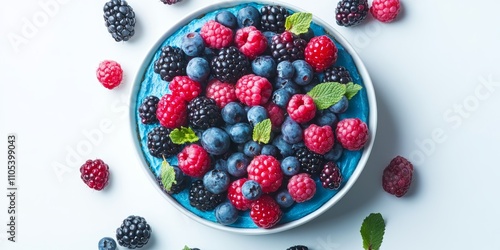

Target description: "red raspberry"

left=250, top=195, right=282, bottom=228
left=247, top=155, right=283, bottom=193
left=287, top=173, right=316, bottom=203
left=304, top=124, right=334, bottom=154
left=234, top=26, right=268, bottom=59
left=177, top=144, right=211, bottom=178
left=205, top=79, right=237, bottom=108
left=168, top=76, right=201, bottom=102
left=370, top=0, right=401, bottom=23
left=80, top=159, right=109, bottom=191
left=96, top=60, right=123, bottom=89
left=156, top=94, right=187, bottom=129
left=335, top=118, right=369, bottom=151
left=287, top=94, right=316, bottom=123
left=235, top=74, right=272, bottom=106
left=265, top=102, right=285, bottom=129
left=382, top=156, right=413, bottom=197
left=227, top=178, right=253, bottom=211
left=304, top=35, right=338, bottom=72
left=200, top=20, right=233, bottom=49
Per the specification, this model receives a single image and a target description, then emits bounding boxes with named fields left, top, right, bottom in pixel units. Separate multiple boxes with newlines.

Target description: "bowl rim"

left=129, top=0, right=378, bottom=235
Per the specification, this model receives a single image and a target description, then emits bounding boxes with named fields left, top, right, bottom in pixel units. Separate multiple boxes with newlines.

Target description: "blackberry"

left=323, top=66, right=352, bottom=84
left=211, top=46, right=250, bottom=83
left=116, top=215, right=152, bottom=249
left=187, top=96, right=223, bottom=130
left=295, top=147, right=325, bottom=175
left=147, top=126, right=182, bottom=158
left=320, top=161, right=343, bottom=189
left=287, top=246, right=309, bottom=250
left=154, top=46, right=187, bottom=82
left=103, top=0, right=136, bottom=42
left=260, top=5, right=289, bottom=33
left=156, top=166, right=190, bottom=194
left=138, top=95, right=159, bottom=124
left=270, top=31, right=307, bottom=63
left=335, top=0, right=369, bottom=27
left=189, top=180, right=225, bottom=211
left=160, top=0, right=182, bottom=5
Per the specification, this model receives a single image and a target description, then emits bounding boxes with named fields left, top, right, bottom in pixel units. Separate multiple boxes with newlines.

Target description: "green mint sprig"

left=285, top=12, right=312, bottom=35
left=252, top=118, right=272, bottom=144
left=169, top=126, right=199, bottom=145
left=360, top=213, right=385, bottom=250
left=160, top=157, right=176, bottom=192
left=307, top=82, right=363, bottom=110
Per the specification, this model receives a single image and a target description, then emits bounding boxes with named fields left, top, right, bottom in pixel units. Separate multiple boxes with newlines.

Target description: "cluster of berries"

left=335, top=0, right=401, bottom=26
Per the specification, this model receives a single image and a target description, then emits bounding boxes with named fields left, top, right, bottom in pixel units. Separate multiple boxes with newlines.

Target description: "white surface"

left=1, top=0, right=499, bottom=249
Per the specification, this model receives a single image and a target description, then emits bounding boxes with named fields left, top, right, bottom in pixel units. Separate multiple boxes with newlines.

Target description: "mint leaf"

left=160, top=157, right=176, bottom=192
left=169, top=127, right=199, bottom=145
left=307, top=82, right=346, bottom=110
left=285, top=12, right=312, bottom=35
left=360, top=213, right=385, bottom=250
left=252, top=118, right=272, bottom=144
left=345, top=82, right=363, bottom=100
left=182, top=246, right=191, bottom=250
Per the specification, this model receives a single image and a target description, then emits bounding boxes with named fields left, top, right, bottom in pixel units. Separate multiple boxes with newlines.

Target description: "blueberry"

left=203, top=47, right=216, bottom=62
left=237, top=5, right=261, bottom=28
left=243, top=141, right=262, bottom=157
left=281, top=156, right=300, bottom=176
left=274, top=77, right=301, bottom=95
left=272, top=134, right=294, bottom=157
left=98, top=237, right=117, bottom=250
left=241, top=180, right=262, bottom=200
left=324, top=143, right=344, bottom=162
left=222, top=102, right=247, bottom=124
left=299, top=27, right=315, bottom=41
left=201, top=127, right=231, bottom=155
left=292, top=60, right=313, bottom=86
left=261, top=144, right=280, bottom=157
left=315, top=109, right=338, bottom=127
left=203, top=169, right=230, bottom=194
left=215, top=10, right=237, bottom=29
left=272, top=87, right=292, bottom=109
left=228, top=123, right=252, bottom=144
left=227, top=152, right=251, bottom=177
left=186, top=57, right=210, bottom=83
left=215, top=201, right=238, bottom=225
left=281, top=116, right=303, bottom=144
left=247, top=105, right=268, bottom=126
left=291, top=141, right=305, bottom=151
left=262, top=31, right=276, bottom=45
left=329, top=95, right=349, bottom=113
left=302, top=75, right=321, bottom=92
left=214, top=159, right=228, bottom=172
left=276, top=61, right=295, bottom=79
left=181, top=32, right=205, bottom=57
left=252, top=55, right=276, bottom=78
left=275, top=190, right=294, bottom=208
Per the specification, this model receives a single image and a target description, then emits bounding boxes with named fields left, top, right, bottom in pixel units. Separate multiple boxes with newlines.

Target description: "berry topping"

left=227, top=178, right=253, bottom=210
left=154, top=46, right=187, bottom=82
left=320, top=162, right=342, bottom=189
left=156, top=94, right=188, bottom=129
left=250, top=195, right=282, bottom=228
left=115, top=215, right=152, bottom=249
left=168, top=76, right=201, bottom=102
left=323, top=66, right=352, bottom=84
left=260, top=5, right=289, bottom=33
left=235, top=74, right=273, bottom=106
left=288, top=173, right=316, bottom=203
left=295, top=147, right=325, bottom=175
left=80, top=159, right=109, bottom=191
left=187, top=96, right=222, bottom=130
left=270, top=31, right=307, bottom=63
left=205, top=79, right=237, bottom=108
left=96, top=60, right=123, bottom=89
left=189, top=179, right=225, bottom=211
left=234, top=26, right=268, bottom=59
left=147, top=126, right=181, bottom=158
left=138, top=95, right=159, bottom=124
left=304, top=35, right=338, bottom=72
left=287, top=94, right=316, bottom=123
left=336, top=118, right=369, bottom=151
left=177, top=144, right=211, bottom=178
left=303, top=124, right=335, bottom=155
left=211, top=46, right=251, bottom=83
left=247, top=155, right=283, bottom=193
left=382, top=156, right=413, bottom=197
left=200, top=20, right=234, bottom=49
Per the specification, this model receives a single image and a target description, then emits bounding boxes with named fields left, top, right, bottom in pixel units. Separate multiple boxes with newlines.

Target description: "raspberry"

left=227, top=178, right=253, bottom=211
left=235, top=74, right=273, bottom=106
left=247, top=155, right=283, bottom=193
left=200, top=20, right=233, bottom=49
left=205, top=79, right=237, bottom=108
left=234, top=26, right=268, bottom=59
left=382, top=156, right=413, bottom=197
left=156, top=94, right=187, bottom=129
left=80, top=159, right=109, bottom=190
left=287, top=173, right=316, bottom=203
left=304, top=35, right=338, bottom=72
left=370, top=0, right=401, bottom=23
left=168, top=76, right=201, bottom=102
left=335, top=118, right=369, bottom=151
left=96, top=60, right=123, bottom=89
left=177, top=144, right=211, bottom=178
left=303, top=124, right=334, bottom=155
left=287, top=94, right=316, bottom=123
left=265, top=102, right=285, bottom=129
left=320, top=162, right=342, bottom=189
left=250, top=195, right=282, bottom=228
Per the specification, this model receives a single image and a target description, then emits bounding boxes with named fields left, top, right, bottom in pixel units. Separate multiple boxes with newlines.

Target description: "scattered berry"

left=335, top=0, right=369, bottom=27
left=304, top=35, right=338, bottom=72
left=115, top=215, right=152, bottom=249
left=370, top=0, right=401, bottom=23
left=154, top=46, right=187, bottom=82
left=211, top=46, right=250, bottom=83
left=80, top=159, right=109, bottom=191
left=103, top=0, right=135, bottom=42
left=205, top=79, right=237, bottom=108
left=287, top=245, right=309, bottom=250
left=147, top=126, right=181, bottom=158
left=177, top=144, right=211, bottom=178
left=287, top=94, right=316, bottom=123
left=247, top=155, right=283, bottom=193
left=336, top=118, right=369, bottom=151
left=138, top=95, right=159, bottom=124
left=189, top=180, right=225, bottom=211
left=227, top=178, right=253, bottom=210
left=260, top=5, right=289, bottom=33
left=98, top=237, right=117, bottom=250
left=288, top=173, right=316, bottom=203
left=382, top=156, right=413, bottom=197
left=156, top=94, right=187, bottom=129
left=169, top=76, right=201, bottom=102
left=187, top=96, right=222, bottom=130
left=304, top=124, right=335, bottom=155
left=320, top=162, right=342, bottom=189
left=235, top=74, right=273, bottom=106
left=96, top=60, right=123, bottom=89
left=235, top=26, right=268, bottom=59
left=250, top=195, right=282, bottom=228
left=200, top=20, right=234, bottom=49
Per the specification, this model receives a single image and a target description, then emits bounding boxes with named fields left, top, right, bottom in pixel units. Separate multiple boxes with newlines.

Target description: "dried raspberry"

left=382, top=156, right=413, bottom=197
left=205, top=79, right=237, bottom=108
left=235, top=74, right=273, bottom=106
left=156, top=94, right=187, bottom=129
left=250, top=195, right=282, bottom=228
left=287, top=173, right=316, bottom=203
left=227, top=178, right=253, bottom=211
left=80, top=159, right=109, bottom=190
left=200, top=20, right=233, bottom=49
left=168, top=76, right=201, bottom=102
left=177, top=144, right=211, bottom=178
left=96, top=60, right=123, bottom=89
left=265, top=102, right=285, bottom=129
left=303, top=124, right=334, bottom=155
left=234, top=26, right=268, bottom=59
left=370, top=0, right=401, bottom=23
left=304, top=35, right=338, bottom=72
left=247, top=155, right=283, bottom=193
left=335, top=118, right=369, bottom=151
left=287, top=94, right=316, bottom=123
left=320, top=162, right=342, bottom=189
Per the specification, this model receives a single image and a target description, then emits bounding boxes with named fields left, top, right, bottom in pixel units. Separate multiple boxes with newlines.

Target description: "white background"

left=1, top=0, right=500, bottom=249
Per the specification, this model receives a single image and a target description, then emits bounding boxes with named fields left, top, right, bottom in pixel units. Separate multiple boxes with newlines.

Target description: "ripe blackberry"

left=160, top=0, right=182, bottom=5
left=189, top=179, right=225, bottom=211
left=211, top=46, right=250, bottom=83
left=154, top=46, right=187, bottom=82
left=270, top=31, right=307, bottom=63
left=147, top=126, right=181, bottom=158
left=295, top=147, right=325, bottom=175
left=187, top=96, right=222, bottom=130
left=323, top=66, right=352, bottom=84
left=320, top=161, right=343, bottom=189
left=335, top=0, right=369, bottom=27
left=287, top=246, right=309, bottom=250
left=138, top=95, right=159, bottom=124
left=103, top=0, right=136, bottom=42
left=260, top=5, right=289, bottom=33
left=116, top=215, right=152, bottom=249
left=156, top=167, right=190, bottom=194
